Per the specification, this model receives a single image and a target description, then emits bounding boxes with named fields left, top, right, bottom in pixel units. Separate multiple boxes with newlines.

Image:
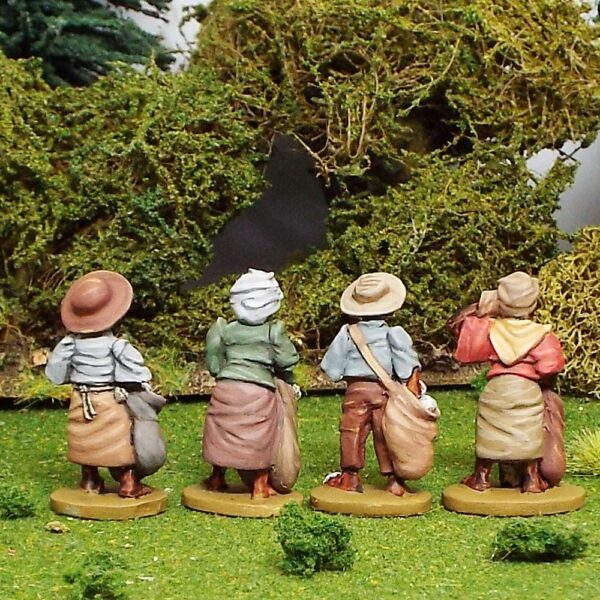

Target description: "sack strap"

left=348, top=324, right=396, bottom=391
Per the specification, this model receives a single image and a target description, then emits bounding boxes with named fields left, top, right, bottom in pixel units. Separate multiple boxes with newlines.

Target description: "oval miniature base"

left=310, top=484, right=432, bottom=517
left=442, top=483, right=586, bottom=516
left=181, top=483, right=303, bottom=518
left=50, top=487, right=168, bottom=520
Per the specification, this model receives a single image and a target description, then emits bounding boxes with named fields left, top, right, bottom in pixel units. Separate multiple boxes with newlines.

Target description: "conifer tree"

left=0, top=0, right=173, bottom=86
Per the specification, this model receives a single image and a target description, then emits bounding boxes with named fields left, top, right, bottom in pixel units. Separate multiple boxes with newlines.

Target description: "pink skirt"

left=202, top=380, right=280, bottom=470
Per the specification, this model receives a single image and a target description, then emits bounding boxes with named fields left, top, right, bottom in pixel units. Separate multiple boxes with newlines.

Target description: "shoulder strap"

left=348, top=324, right=395, bottom=391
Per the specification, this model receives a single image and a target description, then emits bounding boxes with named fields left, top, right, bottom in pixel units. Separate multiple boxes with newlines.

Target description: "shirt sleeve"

left=205, top=317, right=227, bottom=377
left=388, top=326, right=421, bottom=380
left=112, top=339, right=152, bottom=383
left=454, top=316, right=494, bottom=364
left=45, top=335, right=75, bottom=384
left=531, top=333, right=565, bottom=378
left=270, top=320, right=300, bottom=371
left=320, top=325, right=350, bottom=382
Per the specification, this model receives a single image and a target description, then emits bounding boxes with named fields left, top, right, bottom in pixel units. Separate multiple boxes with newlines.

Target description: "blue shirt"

left=45, top=332, right=151, bottom=385
left=320, top=320, right=420, bottom=382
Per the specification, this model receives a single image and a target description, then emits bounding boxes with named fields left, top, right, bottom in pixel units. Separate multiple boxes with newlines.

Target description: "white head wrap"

left=230, top=269, right=283, bottom=325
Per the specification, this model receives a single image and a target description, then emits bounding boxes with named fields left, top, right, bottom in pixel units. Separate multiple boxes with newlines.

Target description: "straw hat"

left=497, top=271, right=539, bottom=318
left=60, top=270, right=133, bottom=333
left=340, top=272, right=406, bottom=316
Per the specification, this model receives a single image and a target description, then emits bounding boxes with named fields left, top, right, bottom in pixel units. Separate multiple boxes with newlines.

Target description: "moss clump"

left=537, top=227, right=600, bottom=398
left=274, top=502, right=356, bottom=577
left=492, top=521, right=587, bottom=562
left=0, top=483, right=36, bottom=519
left=195, top=0, right=600, bottom=183
left=189, top=0, right=594, bottom=365
left=0, top=52, right=265, bottom=354
left=569, top=428, right=600, bottom=476
left=64, top=551, right=128, bottom=600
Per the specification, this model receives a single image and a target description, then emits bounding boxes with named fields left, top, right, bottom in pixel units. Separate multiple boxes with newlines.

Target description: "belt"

left=73, top=384, right=115, bottom=421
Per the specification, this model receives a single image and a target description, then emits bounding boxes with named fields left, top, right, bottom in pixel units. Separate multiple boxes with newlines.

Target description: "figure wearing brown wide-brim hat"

left=46, top=271, right=166, bottom=500
left=319, top=273, right=439, bottom=497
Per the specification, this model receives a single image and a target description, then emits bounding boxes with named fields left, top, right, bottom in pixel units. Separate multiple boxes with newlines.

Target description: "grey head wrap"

left=230, top=269, right=283, bottom=325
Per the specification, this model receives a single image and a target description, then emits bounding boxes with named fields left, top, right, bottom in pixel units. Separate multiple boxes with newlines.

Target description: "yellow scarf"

left=489, top=318, right=551, bottom=366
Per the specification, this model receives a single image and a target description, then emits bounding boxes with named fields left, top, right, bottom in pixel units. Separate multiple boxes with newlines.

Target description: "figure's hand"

left=292, top=384, right=302, bottom=400
left=447, top=303, right=478, bottom=337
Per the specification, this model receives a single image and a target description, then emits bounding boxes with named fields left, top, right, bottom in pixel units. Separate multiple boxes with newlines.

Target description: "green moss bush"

left=194, top=0, right=600, bottom=183
left=274, top=502, right=356, bottom=577
left=0, top=483, right=36, bottom=519
left=492, top=521, right=587, bottom=562
left=0, top=53, right=266, bottom=350
left=537, top=227, right=600, bottom=398
left=64, top=551, right=128, bottom=600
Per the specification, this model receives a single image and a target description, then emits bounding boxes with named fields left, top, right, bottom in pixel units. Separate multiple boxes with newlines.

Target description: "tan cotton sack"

left=381, top=382, right=438, bottom=480
left=269, top=377, right=301, bottom=493
left=348, top=324, right=438, bottom=481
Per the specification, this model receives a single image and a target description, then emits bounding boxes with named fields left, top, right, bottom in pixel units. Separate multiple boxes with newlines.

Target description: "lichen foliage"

left=0, top=53, right=266, bottom=347
left=187, top=153, right=572, bottom=363
left=537, top=227, right=600, bottom=398
left=194, top=0, right=600, bottom=182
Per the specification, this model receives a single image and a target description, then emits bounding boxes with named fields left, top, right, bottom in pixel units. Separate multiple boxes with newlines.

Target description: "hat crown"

left=70, top=277, right=112, bottom=316
left=353, top=274, right=389, bottom=305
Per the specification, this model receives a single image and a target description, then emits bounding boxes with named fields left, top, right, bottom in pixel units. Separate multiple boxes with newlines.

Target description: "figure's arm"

left=205, top=318, right=227, bottom=377
left=45, top=336, right=75, bottom=384
left=112, top=339, right=152, bottom=383
left=532, top=333, right=565, bottom=384
left=320, top=325, right=350, bottom=382
left=388, top=326, right=422, bottom=395
left=454, top=316, right=494, bottom=364
left=270, top=320, right=300, bottom=384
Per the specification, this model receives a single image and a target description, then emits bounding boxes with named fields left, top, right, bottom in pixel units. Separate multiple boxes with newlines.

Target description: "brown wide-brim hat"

left=340, top=272, right=406, bottom=316
left=60, top=270, right=133, bottom=333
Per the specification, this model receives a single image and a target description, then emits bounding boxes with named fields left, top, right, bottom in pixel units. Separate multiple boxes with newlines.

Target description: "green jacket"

left=205, top=318, right=299, bottom=390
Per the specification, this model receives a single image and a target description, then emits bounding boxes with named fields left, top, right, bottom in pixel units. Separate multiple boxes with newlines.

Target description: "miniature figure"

left=201, top=269, right=300, bottom=499
left=449, top=271, right=566, bottom=493
left=45, top=270, right=166, bottom=500
left=319, top=272, right=438, bottom=498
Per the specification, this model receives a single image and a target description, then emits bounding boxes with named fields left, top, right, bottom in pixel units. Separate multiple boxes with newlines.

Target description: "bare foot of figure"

left=118, top=468, right=152, bottom=498
left=252, top=469, right=278, bottom=499
left=205, top=466, right=228, bottom=492
left=521, top=460, right=549, bottom=494
left=462, top=458, right=493, bottom=491
left=325, top=469, right=363, bottom=493
left=80, top=466, right=105, bottom=494
left=386, top=474, right=406, bottom=496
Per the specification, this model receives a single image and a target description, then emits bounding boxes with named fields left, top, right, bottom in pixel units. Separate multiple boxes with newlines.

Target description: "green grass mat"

left=0, top=391, right=599, bottom=599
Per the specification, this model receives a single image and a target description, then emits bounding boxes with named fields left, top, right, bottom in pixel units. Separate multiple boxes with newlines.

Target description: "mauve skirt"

left=202, top=380, right=280, bottom=470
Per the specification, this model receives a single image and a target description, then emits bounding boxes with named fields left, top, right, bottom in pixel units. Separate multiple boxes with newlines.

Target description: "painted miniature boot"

left=462, top=458, right=493, bottom=491
left=326, top=469, right=364, bottom=493
left=80, top=465, right=105, bottom=494
left=385, top=474, right=406, bottom=496
left=251, top=469, right=278, bottom=499
left=205, top=466, right=228, bottom=491
left=521, top=459, right=549, bottom=493
left=117, top=467, right=152, bottom=498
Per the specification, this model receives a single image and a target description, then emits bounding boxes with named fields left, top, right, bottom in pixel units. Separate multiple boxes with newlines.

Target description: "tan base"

left=442, top=483, right=586, bottom=516
left=50, top=487, right=168, bottom=520
left=181, top=483, right=303, bottom=518
left=310, top=484, right=431, bottom=517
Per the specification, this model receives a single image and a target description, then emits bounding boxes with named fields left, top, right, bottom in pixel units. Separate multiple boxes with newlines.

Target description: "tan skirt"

left=476, top=375, right=543, bottom=461
left=67, top=389, right=135, bottom=467
left=202, top=380, right=280, bottom=470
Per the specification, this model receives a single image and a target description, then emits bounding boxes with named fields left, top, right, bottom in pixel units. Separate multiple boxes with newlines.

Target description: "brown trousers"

left=339, top=380, right=393, bottom=474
